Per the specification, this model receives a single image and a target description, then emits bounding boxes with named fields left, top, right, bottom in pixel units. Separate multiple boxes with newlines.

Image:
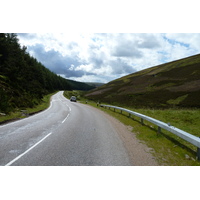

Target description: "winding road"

left=0, top=91, right=157, bottom=166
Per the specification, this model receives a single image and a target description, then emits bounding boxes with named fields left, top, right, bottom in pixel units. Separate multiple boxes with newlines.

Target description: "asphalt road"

left=0, top=91, right=131, bottom=166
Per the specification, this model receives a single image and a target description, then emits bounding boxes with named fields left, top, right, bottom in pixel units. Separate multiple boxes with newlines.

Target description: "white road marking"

left=61, top=104, right=71, bottom=123
left=65, top=104, right=71, bottom=111
left=5, top=132, right=52, bottom=166
left=62, top=114, right=70, bottom=123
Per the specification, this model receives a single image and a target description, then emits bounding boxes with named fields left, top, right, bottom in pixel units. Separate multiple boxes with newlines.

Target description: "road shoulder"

left=87, top=105, right=159, bottom=166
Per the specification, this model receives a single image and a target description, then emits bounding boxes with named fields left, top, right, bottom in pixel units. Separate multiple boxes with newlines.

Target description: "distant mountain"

left=86, top=54, right=200, bottom=109
left=67, top=79, right=95, bottom=91
left=85, top=82, right=105, bottom=88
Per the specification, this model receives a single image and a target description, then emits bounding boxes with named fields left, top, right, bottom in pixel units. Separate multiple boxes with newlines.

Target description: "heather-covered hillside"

left=86, top=54, right=200, bottom=109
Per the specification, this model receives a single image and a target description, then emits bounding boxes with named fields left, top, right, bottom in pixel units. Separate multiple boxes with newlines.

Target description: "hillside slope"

left=86, top=54, right=200, bottom=108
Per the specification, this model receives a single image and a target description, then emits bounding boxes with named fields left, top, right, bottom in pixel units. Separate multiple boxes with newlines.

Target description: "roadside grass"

left=0, top=92, right=56, bottom=124
left=99, top=107, right=200, bottom=166
left=26, top=92, right=56, bottom=114
left=101, top=104, right=200, bottom=166
left=73, top=91, right=200, bottom=165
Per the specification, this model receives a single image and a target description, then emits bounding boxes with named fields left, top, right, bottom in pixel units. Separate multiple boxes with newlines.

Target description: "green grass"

left=0, top=92, right=56, bottom=124
left=128, top=108, right=200, bottom=137
left=26, top=92, right=56, bottom=114
left=167, top=94, right=189, bottom=106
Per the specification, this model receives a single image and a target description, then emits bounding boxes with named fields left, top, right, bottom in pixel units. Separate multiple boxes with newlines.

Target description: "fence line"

left=101, top=104, right=200, bottom=160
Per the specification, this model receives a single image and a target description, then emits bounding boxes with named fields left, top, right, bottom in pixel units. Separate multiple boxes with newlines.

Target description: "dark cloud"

left=109, top=58, right=136, bottom=75
left=136, top=34, right=161, bottom=49
left=89, top=53, right=105, bottom=69
left=90, top=57, right=104, bottom=68
left=111, top=40, right=143, bottom=58
left=111, top=33, right=161, bottom=58
left=27, top=44, right=95, bottom=78
left=86, top=43, right=107, bottom=69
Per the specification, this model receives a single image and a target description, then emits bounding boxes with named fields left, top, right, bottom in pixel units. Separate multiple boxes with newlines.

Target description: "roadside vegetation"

left=68, top=90, right=200, bottom=165
left=0, top=92, right=56, bottom=124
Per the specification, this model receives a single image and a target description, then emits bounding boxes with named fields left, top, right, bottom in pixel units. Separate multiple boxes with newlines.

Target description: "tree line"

left=0, top=33, right=93, bottom=113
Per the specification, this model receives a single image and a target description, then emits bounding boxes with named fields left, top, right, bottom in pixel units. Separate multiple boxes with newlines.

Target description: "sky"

left=2, top=0, right=200, bottom=84
left=17, top=33, right=200, bottom=83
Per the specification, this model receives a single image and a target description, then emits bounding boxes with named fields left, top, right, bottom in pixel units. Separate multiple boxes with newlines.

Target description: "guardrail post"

left=197, top=148, right=200, bottom=161
left=141, top=118, right=144, bottom=125
left=158, top=126, right=161, bottom=134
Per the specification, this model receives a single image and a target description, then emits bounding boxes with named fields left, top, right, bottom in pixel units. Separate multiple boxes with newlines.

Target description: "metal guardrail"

left=101, top=104, right=200, bottom=160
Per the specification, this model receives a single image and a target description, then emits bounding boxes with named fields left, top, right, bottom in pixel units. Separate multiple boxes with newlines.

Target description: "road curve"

left=0, top=91, right=157, bottom=166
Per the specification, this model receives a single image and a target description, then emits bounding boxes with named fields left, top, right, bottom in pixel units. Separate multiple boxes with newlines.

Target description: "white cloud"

left=75, top=64, right=93, bottom=72
left=17, top=33, right=200, bottom=83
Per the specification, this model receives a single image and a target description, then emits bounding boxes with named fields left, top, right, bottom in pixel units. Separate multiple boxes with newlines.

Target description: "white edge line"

left=5, top=132, right=52, bottom=166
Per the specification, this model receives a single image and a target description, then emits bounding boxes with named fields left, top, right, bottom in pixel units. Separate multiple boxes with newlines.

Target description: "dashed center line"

left=62, top=114, right=70, bottom=123
left=4, top=94, right=72, bottom=166
left=61, top=104, right=71, bottom=123
left=66, top=104, right=71, bottom=111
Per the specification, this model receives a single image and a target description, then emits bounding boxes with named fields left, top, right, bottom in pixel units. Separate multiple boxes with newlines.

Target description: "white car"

left=70, top=96, right=77, bottom=102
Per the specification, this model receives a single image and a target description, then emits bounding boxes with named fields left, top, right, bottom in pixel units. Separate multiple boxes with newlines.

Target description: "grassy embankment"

left=0, top=92, right=56, bottom=124
left=66, top=90, right=200, bottom=166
